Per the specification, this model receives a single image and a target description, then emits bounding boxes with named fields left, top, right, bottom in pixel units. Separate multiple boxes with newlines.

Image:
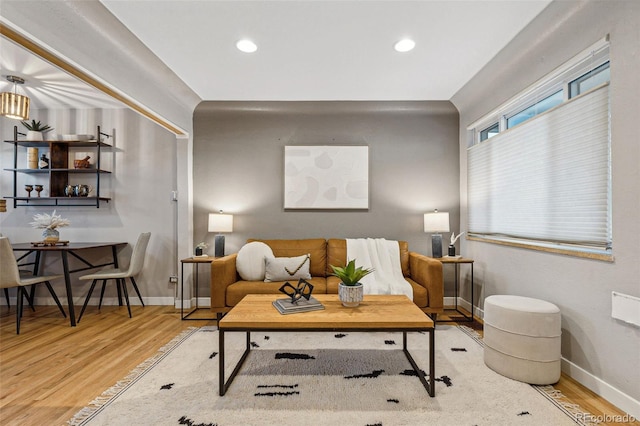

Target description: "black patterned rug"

left=69, top=325, right=595, bottom=426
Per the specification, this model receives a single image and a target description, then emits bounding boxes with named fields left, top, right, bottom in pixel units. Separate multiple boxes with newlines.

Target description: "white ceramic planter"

left=338, top=283, right=363, bottom=307
left=26, top=130, right=43, bottom=141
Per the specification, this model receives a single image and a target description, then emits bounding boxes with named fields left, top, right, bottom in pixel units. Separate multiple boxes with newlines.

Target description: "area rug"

left=69, top=325, right=595, bottom=426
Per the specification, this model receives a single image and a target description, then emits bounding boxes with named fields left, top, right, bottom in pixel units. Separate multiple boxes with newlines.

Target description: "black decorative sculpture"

left=279, top=279, right=314, bottom=304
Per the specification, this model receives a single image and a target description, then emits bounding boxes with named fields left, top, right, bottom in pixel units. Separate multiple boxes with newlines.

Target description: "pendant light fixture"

left=1, top=75, right=30, bottom=120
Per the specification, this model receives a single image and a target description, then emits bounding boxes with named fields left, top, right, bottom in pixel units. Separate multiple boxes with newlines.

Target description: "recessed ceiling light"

left=394, top=39, right=415, bottom=53
left=236, top=39, right=257, bottom=53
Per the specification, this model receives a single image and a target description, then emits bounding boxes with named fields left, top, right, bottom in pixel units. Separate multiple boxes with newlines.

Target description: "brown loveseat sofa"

left=210, top=238, right=444, bottom=319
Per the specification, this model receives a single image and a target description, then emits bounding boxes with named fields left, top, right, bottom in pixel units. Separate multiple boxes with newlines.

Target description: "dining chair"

left=76, top=232, right=151, bottom=322
left=0, top=237, right=67, bottom=334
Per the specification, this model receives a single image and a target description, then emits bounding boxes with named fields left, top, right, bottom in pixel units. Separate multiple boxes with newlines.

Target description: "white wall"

left=451, top=0, right=640, bottom=416
left=0, top=108, right=179, bottom=305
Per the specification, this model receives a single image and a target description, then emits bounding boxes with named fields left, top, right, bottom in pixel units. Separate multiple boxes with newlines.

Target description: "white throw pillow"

left=264, top=254, right=312, bottom=282
left=236, top=242, right=274, bottom=281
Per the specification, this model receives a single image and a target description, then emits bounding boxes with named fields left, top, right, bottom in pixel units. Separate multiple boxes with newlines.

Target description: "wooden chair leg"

left=120, top=278, right=132, bottom=318
left=129, top=276, right=145, bottom=307
left=43, top=281, right=67, bottom=318
left=77, top=279, right=98, bottom=323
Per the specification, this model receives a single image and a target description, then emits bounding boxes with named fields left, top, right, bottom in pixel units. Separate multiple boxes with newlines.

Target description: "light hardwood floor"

left=0, top=305, right=637, bottom=426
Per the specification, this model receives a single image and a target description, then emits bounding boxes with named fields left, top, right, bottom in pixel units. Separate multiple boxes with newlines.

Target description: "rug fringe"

left=534, top=385, right=602, bottom=425
left=457, top=324, right=484, bottom=346
left=67, top=327, right=200, bottom=426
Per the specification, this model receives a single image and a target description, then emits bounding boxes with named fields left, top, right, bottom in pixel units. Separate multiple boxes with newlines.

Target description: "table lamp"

left=424, top=210, right=450, bottom=258
left=208, top=211, right=233, bottom=257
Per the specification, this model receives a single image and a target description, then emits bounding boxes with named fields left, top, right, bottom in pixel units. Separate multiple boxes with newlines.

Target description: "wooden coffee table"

left=218, top=294, right=435, bottom=397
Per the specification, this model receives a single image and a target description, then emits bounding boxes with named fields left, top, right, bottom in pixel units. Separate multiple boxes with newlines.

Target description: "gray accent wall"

left=193, top=101, right=460, bottom=258
left=451, top=0, right=640, bottom=413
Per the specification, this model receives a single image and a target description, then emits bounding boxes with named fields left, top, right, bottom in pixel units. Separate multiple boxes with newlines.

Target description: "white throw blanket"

left=345, top=238, right=413, bottom=299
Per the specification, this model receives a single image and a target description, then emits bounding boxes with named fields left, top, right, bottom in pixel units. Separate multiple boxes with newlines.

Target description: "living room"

left=0, top=0, right=638, bottom=424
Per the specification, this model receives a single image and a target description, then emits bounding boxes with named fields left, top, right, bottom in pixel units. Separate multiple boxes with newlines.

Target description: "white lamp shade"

left=208, top=213, right=233, bottom=233
left=424, top=212, right=450, bottom=233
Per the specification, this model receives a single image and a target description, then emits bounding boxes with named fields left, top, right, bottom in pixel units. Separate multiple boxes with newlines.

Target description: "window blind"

left=467, top=83, right=611, bottom=250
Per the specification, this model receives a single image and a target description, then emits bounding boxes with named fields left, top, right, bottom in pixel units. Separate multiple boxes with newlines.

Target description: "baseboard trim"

left=26, top=296, right=176, bottom=306
left=174, top=297, right=211, bottom=309
left=561, top=358, right=640, bottom=419
left=444, top=296, right=484, bottom=320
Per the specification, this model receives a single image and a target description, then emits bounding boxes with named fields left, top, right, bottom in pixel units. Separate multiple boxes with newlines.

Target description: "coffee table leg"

left=219, top=330, right=252, bottom=396
left=429, top=328, right=435, bottom=396
left=402, top=331, right=435, bottom=397
left=219, top=329, right=225, bottom=396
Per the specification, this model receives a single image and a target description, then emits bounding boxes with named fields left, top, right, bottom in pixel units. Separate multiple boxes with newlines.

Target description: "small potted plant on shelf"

left=29, top=210, right=70, bottom=243
left=194, top=242, right=208, bottom=256
left=21, top=120, right=53, bottom=141
left=330, top=259, right=373, bottom=307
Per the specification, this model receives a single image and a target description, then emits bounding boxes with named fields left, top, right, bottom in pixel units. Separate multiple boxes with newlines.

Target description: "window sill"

left=467, top=235, right=614, bottom=262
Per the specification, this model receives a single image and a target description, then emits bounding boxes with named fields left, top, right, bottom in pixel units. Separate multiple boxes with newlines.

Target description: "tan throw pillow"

left=236, top=242, right=274, bottom=281
left=264, top=254, right=311, bottom=282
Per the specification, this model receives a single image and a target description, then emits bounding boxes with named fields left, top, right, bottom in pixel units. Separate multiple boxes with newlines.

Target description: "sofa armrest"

left=409, top=252, right=444, bottom=311
left=210, top=253, right=239, bottom=309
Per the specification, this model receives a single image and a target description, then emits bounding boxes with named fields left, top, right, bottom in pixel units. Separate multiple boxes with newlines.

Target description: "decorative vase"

left=338, top=283, right=364, bottom=307
left=42, top=228, right=60, bottom=243
left=27, top=147, right=38, bottom=169
left=195, top=247, right=203, bottom=256
left=448, top=244, right=456, bottom=257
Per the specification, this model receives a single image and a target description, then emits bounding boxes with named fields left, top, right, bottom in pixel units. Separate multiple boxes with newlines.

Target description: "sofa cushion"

left=264, top=254, right=312, bottom=282
left=236, top=242, right=274, bottom=281
left=248, top=238, right=327, bottom=277
left=226, top=277, right=328, bottom=306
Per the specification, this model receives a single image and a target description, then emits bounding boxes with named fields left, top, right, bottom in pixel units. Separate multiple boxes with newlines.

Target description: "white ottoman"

left=483, top=295, right=561, bottom=385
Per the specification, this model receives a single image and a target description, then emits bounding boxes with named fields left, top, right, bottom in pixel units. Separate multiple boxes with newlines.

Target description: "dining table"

left=11, top=241, right=127, bottom=326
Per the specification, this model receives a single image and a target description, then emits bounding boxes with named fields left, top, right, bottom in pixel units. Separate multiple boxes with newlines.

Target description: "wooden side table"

left=180, top=256, right=217, bottom=320
left=437, top=256, right=475, bottom=322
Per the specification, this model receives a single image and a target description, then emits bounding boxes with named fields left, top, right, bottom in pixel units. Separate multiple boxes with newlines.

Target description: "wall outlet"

left=169, top=276, right=178, bottom=284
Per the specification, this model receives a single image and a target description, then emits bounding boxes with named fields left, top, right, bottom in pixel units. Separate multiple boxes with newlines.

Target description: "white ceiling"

left=101, top=0, right=551, bottom=101
left=1, top=1, right=552, bottom=109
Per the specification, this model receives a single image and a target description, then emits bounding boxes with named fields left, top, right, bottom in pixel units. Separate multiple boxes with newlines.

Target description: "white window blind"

left=467, top=83, right=611, bottom=251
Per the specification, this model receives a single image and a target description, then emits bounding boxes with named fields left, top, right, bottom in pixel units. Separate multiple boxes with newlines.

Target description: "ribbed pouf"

left=483, top=295, right=561, bottom=385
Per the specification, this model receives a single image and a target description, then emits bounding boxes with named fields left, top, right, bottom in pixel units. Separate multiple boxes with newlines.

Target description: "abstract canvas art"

left=284, top=146, right=369, bottom=209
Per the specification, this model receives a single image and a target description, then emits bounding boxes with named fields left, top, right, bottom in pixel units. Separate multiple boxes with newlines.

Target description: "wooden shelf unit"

left=3, top=125, right=113, bottom=208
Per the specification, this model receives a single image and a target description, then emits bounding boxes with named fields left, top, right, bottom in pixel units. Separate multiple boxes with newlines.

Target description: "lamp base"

left=214, top=235, right=225, bottom=257
left=431, top=234, right=443, bottom=258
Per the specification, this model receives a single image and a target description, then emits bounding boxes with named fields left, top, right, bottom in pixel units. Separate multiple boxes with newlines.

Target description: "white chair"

left=0, top=237, right=67, bottom=334
left=76, top=232, right=150, bottom=322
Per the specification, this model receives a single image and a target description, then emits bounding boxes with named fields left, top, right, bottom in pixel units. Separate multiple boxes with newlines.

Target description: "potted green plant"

left=330, top=259, right=373, bottom=307
left=21, top=120, right=53, bottom=141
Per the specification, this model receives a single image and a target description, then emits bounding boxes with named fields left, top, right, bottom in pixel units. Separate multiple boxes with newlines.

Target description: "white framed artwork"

left=284, top=146, right=369, bottom=209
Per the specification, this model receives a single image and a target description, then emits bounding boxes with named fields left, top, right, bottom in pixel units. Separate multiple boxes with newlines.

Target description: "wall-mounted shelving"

left=3, top=125, right=113, bottom=208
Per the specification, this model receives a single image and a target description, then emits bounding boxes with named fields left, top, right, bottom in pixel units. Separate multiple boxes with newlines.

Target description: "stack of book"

left=273, top=296, right=325, bottom=315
